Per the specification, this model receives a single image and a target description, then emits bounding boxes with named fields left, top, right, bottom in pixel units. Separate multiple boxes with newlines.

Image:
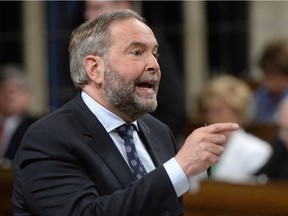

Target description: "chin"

left=137, top=102, right=157, bottom=114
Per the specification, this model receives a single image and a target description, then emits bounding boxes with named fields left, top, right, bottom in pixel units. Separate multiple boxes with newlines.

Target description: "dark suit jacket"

left=255, top=136, right=288, bottom=179
left=4, top=116, right=36, bottom=160
left=13, top=93, right=184, bottom=216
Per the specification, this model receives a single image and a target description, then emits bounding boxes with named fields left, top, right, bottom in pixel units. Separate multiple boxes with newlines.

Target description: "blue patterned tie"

left=117, top=124, right=147, bottom=179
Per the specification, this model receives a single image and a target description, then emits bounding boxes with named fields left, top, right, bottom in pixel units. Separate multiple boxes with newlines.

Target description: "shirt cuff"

left=163, top=158, right=189, bottom=197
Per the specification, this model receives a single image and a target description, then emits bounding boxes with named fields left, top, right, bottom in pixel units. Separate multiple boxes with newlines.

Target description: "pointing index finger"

left=205, top=123, right=239, bottom=133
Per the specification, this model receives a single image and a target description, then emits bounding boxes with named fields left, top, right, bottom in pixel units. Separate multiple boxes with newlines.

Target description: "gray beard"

left=103, top=61, right=158, bottom=121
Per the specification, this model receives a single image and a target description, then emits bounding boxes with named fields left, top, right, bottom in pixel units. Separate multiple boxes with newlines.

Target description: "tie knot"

left=116, top=124, right=134, bottom=140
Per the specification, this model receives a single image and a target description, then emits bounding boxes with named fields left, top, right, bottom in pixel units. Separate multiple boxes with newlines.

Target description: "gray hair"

left=69, top=9, right=146, bottom=89
left=0, top=63, right=29, bottom=90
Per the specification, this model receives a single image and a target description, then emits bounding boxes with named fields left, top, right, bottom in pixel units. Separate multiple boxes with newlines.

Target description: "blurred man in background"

left=0, top=64, right=36, bottom=168
left=256, top=96, right=288, bottom=178
left=249, top=39, right=288, bottom=123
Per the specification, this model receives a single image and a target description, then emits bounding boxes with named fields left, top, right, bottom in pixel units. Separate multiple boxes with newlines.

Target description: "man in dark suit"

left=13, top=10, right=238, bottom=215
left=0, top=64, right=36, bottom=168
left=255, top=96, right=288, bottom=179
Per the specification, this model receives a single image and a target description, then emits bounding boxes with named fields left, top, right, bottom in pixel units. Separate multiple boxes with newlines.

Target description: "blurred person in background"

left=0, top=64, right=36, bottom=168
left=249, top=39, right=288, bottom=123
left=255, top=96, right=288, bottom=178
left=198, top=74, right=272, bottom=182
left=84, top=0, right=131, bottom=20
left=83, top=0, right=186, bottom=139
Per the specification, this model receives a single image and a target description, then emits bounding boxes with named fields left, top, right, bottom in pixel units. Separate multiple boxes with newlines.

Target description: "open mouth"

left=136, top=81, right=155, bottom=89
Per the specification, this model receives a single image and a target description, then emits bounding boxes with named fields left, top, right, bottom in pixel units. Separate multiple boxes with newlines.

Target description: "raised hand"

left=175, top=123, right=239, bottom=177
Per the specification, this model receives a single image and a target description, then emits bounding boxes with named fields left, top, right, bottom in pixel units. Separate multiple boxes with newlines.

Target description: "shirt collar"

left=81, top=91, right=138, bottom=133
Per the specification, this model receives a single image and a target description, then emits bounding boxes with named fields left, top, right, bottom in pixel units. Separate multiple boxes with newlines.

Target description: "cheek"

left=119, top=63, right=144, bottom=80
left=264, top=77, right=286, bottom=92
left=157, top=70, right=161, bottom=80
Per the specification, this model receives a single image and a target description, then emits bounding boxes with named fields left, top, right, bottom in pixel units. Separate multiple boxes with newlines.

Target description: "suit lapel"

left=87, top=121, right=136, bottom=187
left=70, top=93, right=135, bottom=187
left=70, top=93, right=172, bottom=187
left=137, top=119, right=171, bottom=167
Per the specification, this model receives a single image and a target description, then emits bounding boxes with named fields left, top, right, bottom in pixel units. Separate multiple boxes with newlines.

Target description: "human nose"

left=146, top=53, right=160, bottom=73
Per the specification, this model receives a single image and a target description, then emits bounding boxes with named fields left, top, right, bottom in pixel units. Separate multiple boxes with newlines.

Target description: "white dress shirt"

left=81, top=91, right=189, bottom=197
left=0, top=116, right=22, bottom=157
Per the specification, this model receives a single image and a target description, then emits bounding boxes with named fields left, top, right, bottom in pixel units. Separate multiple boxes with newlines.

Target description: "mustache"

left=136, top=75, right=160, bottom=85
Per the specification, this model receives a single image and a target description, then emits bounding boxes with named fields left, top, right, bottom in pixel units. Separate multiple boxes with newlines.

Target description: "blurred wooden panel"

left=0, top=168, right=13, bottom=216
left=245, top=123, right=278, bottom=144
left=184, top=179, right=288, bottom=216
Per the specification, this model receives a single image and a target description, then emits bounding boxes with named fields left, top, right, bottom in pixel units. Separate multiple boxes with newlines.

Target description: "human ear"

left=83, top=55, right=104, bottom=86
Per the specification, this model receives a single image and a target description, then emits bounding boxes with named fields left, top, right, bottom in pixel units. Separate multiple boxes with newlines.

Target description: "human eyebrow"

left=126, top=41, right=159, bottom=51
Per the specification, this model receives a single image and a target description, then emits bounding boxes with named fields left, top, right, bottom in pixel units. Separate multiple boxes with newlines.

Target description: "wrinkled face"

left=0, top=79, right=30, bottom=117
left=102, top=19, right=161, bottom=120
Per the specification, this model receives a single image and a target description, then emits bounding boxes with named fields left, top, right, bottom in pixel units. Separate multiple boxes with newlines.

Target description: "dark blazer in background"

left=4, top=116, right=37, bottom=161
left=151, top=30, right=186, bottom=138
left=13, top=93, right=184, bottom=216
left=255, top=137, right=288, bottom=179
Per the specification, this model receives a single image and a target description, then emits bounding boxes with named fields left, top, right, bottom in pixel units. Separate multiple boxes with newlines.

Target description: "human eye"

left=131, top=50, right=142, bottom=56
left=153, top=52, right=159, bottom=60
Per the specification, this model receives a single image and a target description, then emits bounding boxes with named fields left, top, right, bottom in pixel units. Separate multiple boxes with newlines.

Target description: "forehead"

left=205, top=96, right=225, bottom=107
left=109, top=19, right=158, bottom=48
left=85, top=0, right=114, bottom=8
left=0, top=79, right=24, bottom=89
left=85, top=1, right=116, bottom=14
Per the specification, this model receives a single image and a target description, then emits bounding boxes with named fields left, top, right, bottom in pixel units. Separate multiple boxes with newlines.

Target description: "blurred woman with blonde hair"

left=199, top=74, right=272, bottom=182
